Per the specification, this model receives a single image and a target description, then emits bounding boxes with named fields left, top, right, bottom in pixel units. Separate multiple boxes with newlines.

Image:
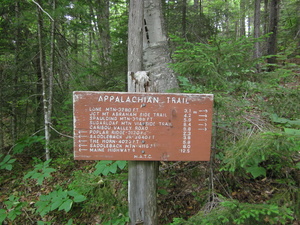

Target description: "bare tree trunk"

left=182, top=0, right=187, bottom=39
left=12, top=1, right=21, bottom=144
left=34, top=51, right=43, bottom=131
left=127, top=0, right=178, bottom=224
left=262, top=0, right=269, bottom=55
left=128, top=1, right=156, bottom=224
left=0, top=68, right=3, bottom=153
left=248, top=16, right=251, bottom=37
left=254, top=0, right=261, bottom=72
left=48, top=0, right=55, bottom=148
left=224, top=0, right=230, bottom=36
left=267, top=0, right=280, bottom=71
left=143, top=0, right=178, bottom=93
left=88, top=4, right=93, bottom=85
left=263, top=0, right=269, bottom=35
left=96, top=0, right=111, bottom=63
left=127, top=0, right=144, bottom=73
left=37, top=0, right=51, bottom=160
left=240, top=0, right=246, bottom=36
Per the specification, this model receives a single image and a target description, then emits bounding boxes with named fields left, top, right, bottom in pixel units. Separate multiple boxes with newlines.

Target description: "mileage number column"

left=180, top=108, right=192, bottom=153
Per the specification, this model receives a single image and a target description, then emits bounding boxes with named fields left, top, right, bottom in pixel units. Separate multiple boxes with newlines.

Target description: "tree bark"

left=254, top=0, right=261, bottom=72
left=0, top=67, right=3, bottom=153
left=48, top=0, right=55, bottom=130
left=12, top=1, right=21, bottom=143
left=267, top=0, right=280, bottom=70
left=240, top=0, right=246, bottom=36
left=182, top=0, right=187, bottom=39
left=34, top=51, right=43, bottom=131
left=247, top=16, right=251, bottom=37
left=127, top=0, right=178, bottom=224
left=128, top=1, right=157, bottom=225
left=96, top=0, right=111, bottom=63
left=36, top=0, right=51, bottom=160
left=143, top=0, right=178, bottom=93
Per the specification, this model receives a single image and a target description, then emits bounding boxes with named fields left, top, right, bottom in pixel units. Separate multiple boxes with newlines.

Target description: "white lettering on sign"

left=97, top=95, right=191, bottom=105
left=111, top=112, right=137, bottom=117
left=98, top=95, right=160, bottom=104
left=153, top=113, right=167, bottom=117
left=89, top=107, right=102, bottom=111
left=167, top=97, right=189, bottom=104
left=180, top=108, right=192, bottom=154
left=74, top=92, right=214, bottom=161
left=81, top=104, right=209, bottom=156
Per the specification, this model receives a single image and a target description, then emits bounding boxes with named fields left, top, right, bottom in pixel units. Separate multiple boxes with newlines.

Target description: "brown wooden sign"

left=73, top=91, right=213, bottom=161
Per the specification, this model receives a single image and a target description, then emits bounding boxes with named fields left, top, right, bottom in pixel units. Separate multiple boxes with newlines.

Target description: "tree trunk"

left=0, top=67, right=3, bottom=153
left=127, top=0, right=178, bottom=224
left=48, top=0, right=55, bottom=129
left=143, top=0, right=178, bottom=93
left=247, top=15, right=251, bottom=37
left=127, top=0, right=144, bottom=73
left=37, top=0, right=51, bottom=160
left=263, top=0, right=269, bottom=36
left=240, top=0, right=246, bottom=36
left=254, top=0, right=261, bottom=72
left=224, top=0, right=230, bottom=36
left=12, top=1, right=21, bottom=143
left=263, top=0, right=269, bottom=55
left=182, top=0, right=187, bottom=39
left=128, top=1, right=157, bottom=224
left=34, top=51, right=43, bottom=131
left=267, top=0, right=280, bottom=70
left=96, top=0, right=111, bottom=63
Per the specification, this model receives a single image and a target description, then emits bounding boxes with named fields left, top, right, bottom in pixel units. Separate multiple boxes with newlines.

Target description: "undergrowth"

left=0, top=35, right=299, bottom=224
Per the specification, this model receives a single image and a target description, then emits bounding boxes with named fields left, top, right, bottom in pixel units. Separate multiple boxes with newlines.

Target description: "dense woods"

left=0, top=0, right=299, bottom=224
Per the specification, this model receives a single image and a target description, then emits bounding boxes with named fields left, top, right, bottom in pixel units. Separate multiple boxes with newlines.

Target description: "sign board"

left=73, top=92, right=213, bottom=161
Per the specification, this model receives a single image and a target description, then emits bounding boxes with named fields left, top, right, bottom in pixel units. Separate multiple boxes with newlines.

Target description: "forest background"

left=0, top=0, right=299, bottom=224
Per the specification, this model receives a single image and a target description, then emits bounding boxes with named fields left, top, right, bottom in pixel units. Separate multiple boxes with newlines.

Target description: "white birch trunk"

left=37, top=0, right=55, bottom=160
left=143, top=0, right=178, bottom=92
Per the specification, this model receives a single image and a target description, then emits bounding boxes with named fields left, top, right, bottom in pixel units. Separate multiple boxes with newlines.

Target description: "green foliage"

left=52, top=154, right=75, bottom=171
left=0, top=154, right=16, bottom=171
left=277, top=0, right=300, bottom=52
left=102, top=214, right=130, bottom=225
left=37, top=222, right=52, bottom=225
left=260, top=86, right=300, bottom=119
left=24, top=159, right=56, bottom=185
left=0, top=0, right=299, bottom=224
left=183, top=200, right=294, bottom=225
left=0, top=195, right=27, bottom=223
left=169, top=217, right=186, bottom=225
left=13, top=136, right=45, bottom=154
left=68, top=171, right=102, bottom=196
left=270, top=113, right=300, bottom=129
left=221, top=131, right=300, bottom=179
left=171, top=35, right=265, bottom=90
left=35, top=186, right=86, bottom=217
left=68, top=169, right=128, bottom=223
left=93, top=160, right=127, bottom=176
left=177, top=76, right=205, bottom=93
